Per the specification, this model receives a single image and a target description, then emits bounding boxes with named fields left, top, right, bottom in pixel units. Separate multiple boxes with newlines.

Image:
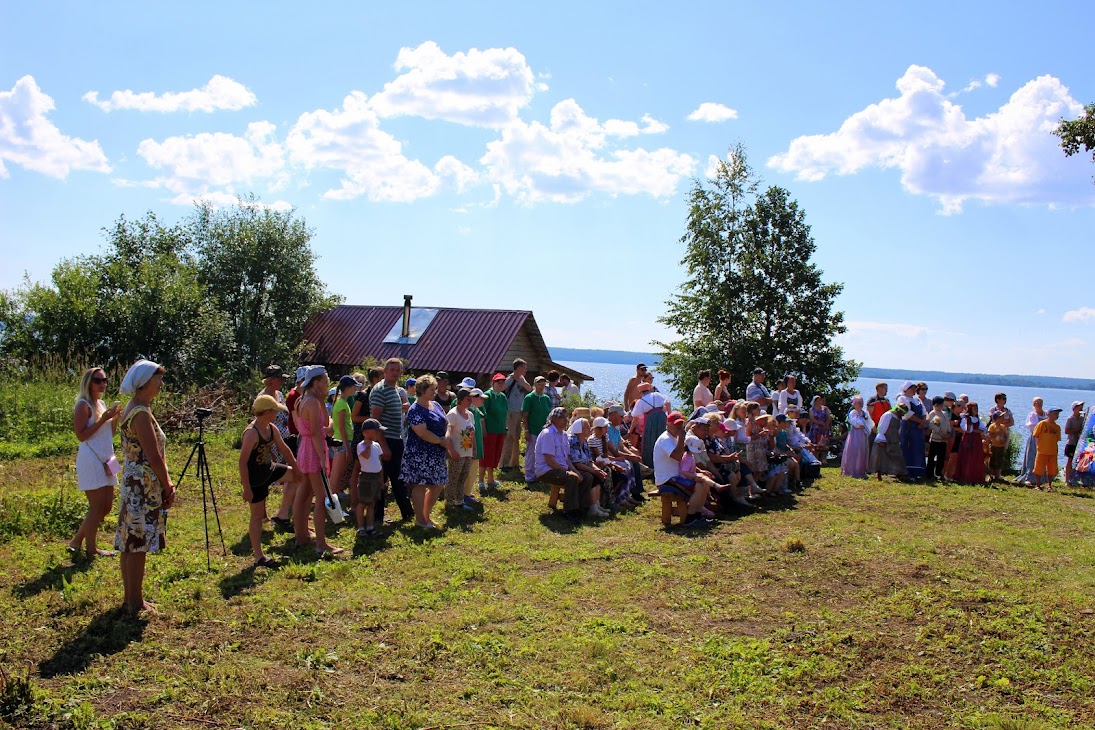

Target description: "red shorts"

left=482, top=433, right=505, bottom=469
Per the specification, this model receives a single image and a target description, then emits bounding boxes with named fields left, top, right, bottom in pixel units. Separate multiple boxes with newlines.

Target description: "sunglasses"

left=91, top=377, right=108, bottom=384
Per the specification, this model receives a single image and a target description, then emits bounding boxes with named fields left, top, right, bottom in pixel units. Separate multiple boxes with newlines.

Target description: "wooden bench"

left=548, top=484, right=564, bottom=509
left=659, top=492, right=688, bottom=526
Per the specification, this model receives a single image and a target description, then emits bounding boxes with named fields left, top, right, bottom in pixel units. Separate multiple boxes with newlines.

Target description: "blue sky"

left=2, top=3, right=1094, bottom=376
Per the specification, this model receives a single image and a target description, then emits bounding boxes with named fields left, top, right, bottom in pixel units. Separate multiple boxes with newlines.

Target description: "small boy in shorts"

left=1064, top=401, right=1084, bottom=485
left=354, top=418, right=390, bottom=537
left=987, top=412, right=1010, bottom=482
left=1032, top=407, right=1063, bottom=490
left=240, top=394, right=300, bottom=567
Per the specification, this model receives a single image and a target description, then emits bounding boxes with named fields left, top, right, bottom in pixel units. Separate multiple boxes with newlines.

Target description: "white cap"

left=460, top=377, right=477, bottom=388
left=685, top=435, right=707, bottom=454
left=591, top=416, right=609, bottom=428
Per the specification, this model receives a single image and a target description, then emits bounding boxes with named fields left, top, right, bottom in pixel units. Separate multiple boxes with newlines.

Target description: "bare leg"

left=275, top=480, right=297, bottom=521
left=308, top=473, right=332, bottom=551
left=71, top=485, right=114, bottom=556
left=688, top=481, right=711, bottom=513
left=248, top=501, right=266, bottom=561
left=293, top=473, right=314, bottom=545
left=411, top=485, right=429, bottom=526
left=424, top=484, right=444, bottom=524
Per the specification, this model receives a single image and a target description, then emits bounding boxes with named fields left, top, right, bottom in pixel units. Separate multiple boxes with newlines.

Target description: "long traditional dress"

left=957, top=415, right=987, bottom=484
left=1014, top=409, right=1046, bottom=484
left=870, top=410, right=907, bottom=477
left=899, top=397, right=927, bottom=479
left=841, top=409, right=872, bottom=479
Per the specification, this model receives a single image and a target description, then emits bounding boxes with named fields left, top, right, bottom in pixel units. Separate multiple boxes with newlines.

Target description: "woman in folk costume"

left=840, top=395, right=873, bottom=479
left=870, top=402, right=909, bottom=481
left=897, top=381, right=927, bottom=480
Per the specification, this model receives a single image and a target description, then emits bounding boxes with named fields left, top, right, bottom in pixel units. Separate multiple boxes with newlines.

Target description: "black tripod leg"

left=176, top=441, right=201, bottom=488
left=199, top=446, right=211, bottom=571
left=201, top=443, right=227, bottom=556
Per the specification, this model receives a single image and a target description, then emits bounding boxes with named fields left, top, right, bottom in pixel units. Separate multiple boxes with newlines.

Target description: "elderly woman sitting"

left=568, top=418, right=610, bottom=518
left=588, top=416, right=640, bottom=511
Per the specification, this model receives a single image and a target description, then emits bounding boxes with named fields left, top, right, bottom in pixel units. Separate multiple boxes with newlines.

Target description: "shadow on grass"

left=537, top=511, right=587, bottom=535
left=351, top=531, right=392, bottom=558
left=442, top=505, right=487, bottom=533
left=14, top=557, right=93, bottom=599
left=38, top=608, right=146, bottom=678
left=218, top=560, right=283, bottom=600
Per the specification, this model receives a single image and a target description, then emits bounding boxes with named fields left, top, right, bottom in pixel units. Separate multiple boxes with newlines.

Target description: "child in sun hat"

left=1032, top=407, right=1063, bottom=490
left=239, top=394, right=300, bottom=567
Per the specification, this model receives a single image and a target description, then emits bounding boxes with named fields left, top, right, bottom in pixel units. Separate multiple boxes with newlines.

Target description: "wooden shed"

left=302, top=300, right=593, bottom=387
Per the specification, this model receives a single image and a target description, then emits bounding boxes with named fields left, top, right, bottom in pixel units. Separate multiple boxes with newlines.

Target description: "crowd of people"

left=836, top=380, right=1085, bottom=489
left=66, top=358, right=1088, bottom=615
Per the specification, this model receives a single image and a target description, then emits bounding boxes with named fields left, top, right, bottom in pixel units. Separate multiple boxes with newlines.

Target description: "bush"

left=1003, top=430, right=1024, bottom=476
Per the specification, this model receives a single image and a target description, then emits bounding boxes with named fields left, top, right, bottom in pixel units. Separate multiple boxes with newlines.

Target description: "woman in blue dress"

left=400, top=375, right=452, bottom=529
left=898, top=381, right=927, bottom=480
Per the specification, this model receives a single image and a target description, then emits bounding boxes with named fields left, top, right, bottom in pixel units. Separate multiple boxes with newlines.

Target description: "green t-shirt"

left=522, top=391, right=552, bottom=436
left=483, top=389, right=509, bottom=434
left=332, top=397, right=352, bottom=443
left=470, top=405, right=485, bottom=459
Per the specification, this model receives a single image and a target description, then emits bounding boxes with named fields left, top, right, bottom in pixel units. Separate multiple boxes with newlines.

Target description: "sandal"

left=95, top=549, right=117, bottom=558
left=254, top=556, right=279, bottom=568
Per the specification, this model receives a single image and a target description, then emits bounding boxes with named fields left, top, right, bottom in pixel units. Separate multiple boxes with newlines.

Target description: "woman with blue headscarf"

left=116, top=359, right=174, bottom=615
left=897, top=381, right=927, bottom=480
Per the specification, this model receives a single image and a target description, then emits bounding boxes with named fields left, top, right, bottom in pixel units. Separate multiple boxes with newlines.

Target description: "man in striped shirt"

left=370, top=358, right=413, bottom=522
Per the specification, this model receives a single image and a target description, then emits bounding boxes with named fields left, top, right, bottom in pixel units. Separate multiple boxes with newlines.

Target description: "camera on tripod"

left=195, top=407, right=213, bottom=421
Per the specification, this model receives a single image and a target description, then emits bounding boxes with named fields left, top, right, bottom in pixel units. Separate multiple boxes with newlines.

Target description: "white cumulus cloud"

left=985, top=73, right=1001, bottom=88
left=137, top=121, right=285, bottom=189
left=83, top=75, right=257, bottom=113
left=687, top=102, right=739, bottom=123
left=1063, top=307, right=1095, bottom=323
left=0, top=75, right=110, bottom=178
left=286, top=91, right=471, bottom=202
left=368, top=41, right=536, bottom=127
left=768, top=65, right=1093, bottom=213
left=481, top=98, right=695, bottom=204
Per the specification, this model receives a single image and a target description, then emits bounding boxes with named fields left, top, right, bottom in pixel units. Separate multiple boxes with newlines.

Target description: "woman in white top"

left=69, top=367, right=121, bottom=559
left=776, top=375, right=802, bottom=416
left=692, top=370, right=714, bottom=411
left=1015, top=397, right=1047, bottom=485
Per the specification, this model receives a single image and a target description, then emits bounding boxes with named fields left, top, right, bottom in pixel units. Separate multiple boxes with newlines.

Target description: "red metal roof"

left=304, top=305, right=547, bottom=376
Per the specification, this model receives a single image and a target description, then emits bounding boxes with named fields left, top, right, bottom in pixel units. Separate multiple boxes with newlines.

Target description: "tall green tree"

left=655, top=145, right=859, bottom=412
left=1055, top=102, right=1095, bottom=181
left=0, top=198, right=338, bottom=387
left=189, top=198, right=339, bottom=379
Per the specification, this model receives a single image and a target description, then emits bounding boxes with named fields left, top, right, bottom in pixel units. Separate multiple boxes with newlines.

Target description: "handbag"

left=319, top=469, right=345, bottom=524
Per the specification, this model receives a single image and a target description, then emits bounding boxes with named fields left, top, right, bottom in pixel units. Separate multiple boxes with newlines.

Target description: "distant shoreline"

left=551, top=348, right=1095, bottom=392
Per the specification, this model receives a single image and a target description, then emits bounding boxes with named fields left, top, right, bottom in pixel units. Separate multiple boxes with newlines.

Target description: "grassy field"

left=2, top=438, right=1095, bottom=730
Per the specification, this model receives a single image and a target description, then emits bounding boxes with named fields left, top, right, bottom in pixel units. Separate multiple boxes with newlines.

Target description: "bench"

left=659, top=492, right=688, bottom=526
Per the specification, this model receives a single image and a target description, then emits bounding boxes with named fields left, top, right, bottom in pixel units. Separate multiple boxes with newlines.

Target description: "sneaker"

left=701, top=507, right=715, bottom=519
left=463, top=495, right=481, bottom=508
left=682, top=515, right=713, bottom=529
left=356, top=527, right=369, bottom=538
left=270, top=516, right=292, bottom=531
left=478, top=481, right=487, bottom=494
left=488, top=481, right=502, bottom=489
left=461, top=502, right=476, bottom=512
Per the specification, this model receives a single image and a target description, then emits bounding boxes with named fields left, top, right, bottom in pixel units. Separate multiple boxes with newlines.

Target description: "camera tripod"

left=176, top=408, right=226, bottom=571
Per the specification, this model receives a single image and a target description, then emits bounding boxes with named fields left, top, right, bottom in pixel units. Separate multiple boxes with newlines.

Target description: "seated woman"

left=588, top=416, right=640, bottom=511
left=695, top=415, right=752, bottom=509
left=568, top=418, right=609, bottom=518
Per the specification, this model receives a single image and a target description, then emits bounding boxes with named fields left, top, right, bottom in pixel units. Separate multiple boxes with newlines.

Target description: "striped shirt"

left=370, top=381, right=405, bottom=436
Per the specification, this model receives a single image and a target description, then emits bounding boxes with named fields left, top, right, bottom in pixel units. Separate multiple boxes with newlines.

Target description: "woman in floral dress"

left=115, top=360, right=174, bottom=615
left=401, top=375, right=450, bottom=528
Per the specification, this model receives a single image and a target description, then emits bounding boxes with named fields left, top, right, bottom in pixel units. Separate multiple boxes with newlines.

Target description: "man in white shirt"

left=652, top=412, right=712, bottom=529
left=745, top=368, right=772, bottom=412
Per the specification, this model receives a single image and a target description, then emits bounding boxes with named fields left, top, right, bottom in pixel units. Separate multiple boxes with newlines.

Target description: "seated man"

left=533, top=407, right=593, bottom=523
left=787, top=406, right=822, bottom=478
left=605, top=404, right=647, bottom=495
left=652, top=412, right=714, bottom=529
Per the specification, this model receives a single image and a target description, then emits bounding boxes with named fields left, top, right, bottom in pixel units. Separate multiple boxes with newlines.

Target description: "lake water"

left=561, top=361, right=1093, bottom=466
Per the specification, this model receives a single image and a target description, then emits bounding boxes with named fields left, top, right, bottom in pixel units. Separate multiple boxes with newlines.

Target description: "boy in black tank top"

left=240, top=395, right=300, bottom=567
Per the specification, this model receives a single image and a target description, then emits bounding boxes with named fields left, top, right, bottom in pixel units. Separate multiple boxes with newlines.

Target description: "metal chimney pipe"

left=401, top=295, right=412, bottom=338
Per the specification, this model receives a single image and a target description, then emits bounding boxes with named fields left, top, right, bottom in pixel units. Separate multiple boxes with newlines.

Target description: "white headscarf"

left=568, top=417, right=589, bottom=436
left=119, top=359, right=162, bottom=395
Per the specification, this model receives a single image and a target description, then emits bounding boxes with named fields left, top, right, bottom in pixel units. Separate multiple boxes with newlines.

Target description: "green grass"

left=2, top=441, right=1094, bottom=729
